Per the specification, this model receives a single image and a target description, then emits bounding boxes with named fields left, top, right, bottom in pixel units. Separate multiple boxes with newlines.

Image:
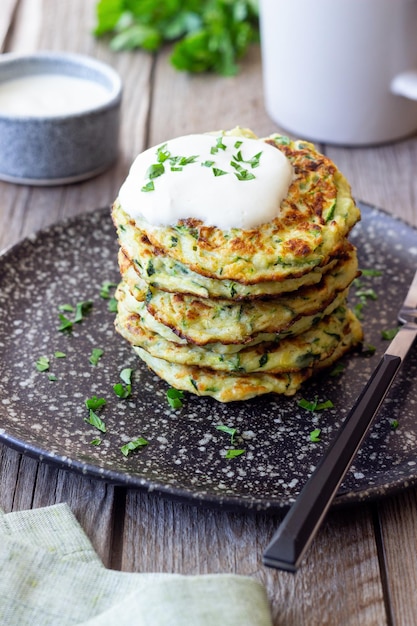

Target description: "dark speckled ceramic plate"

left=0, top=202, right=416, bottom=512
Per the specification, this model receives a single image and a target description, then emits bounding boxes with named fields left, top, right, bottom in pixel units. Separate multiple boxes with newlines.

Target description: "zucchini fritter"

left=112, top=129, right=363, bottom=401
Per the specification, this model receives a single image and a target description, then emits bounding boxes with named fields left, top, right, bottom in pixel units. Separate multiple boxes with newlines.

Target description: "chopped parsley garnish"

left=329, top=362, right=345, bottom=377
left=48, top=374, right=57, bottom=382
left=85, top=396, right=106, bottom=411
left=355, top=288, right=378, bottom=301
left=362, top=344, right=377, bottom=356
left=147, top=162, right=165, bottom=179
left=141, top=181, right=155, bottom=192
left=381, top=327, right=400, bottom=340
left=230, top=161, right=256, bottom=181
left=225, top=449, right=245, bottom=459
left=361, top=268, right=382, bottom=277
left=36, top=356, right=50, bottom=372
left=166, top=387, right=184, bottom=409
left=58, top=300, right=93, bottom=332
left=74, top=301, right=93, bottom=323
left=211, top=137, right=227, bottom=154
left=353, top=302, right=365, bottom=320
left=107, top=297, right=118, bottom=313
left=216, top=424, right=237, bottom=445
left=54, top=351, right=66, bottom=358
left=84, top=397, right=107, bottom=434
left=89, top=348, right=104, bottom=366
left=120, top=437, right=149, bottom=457
left=113, top=368, right=133, bottom=398
left=85, top=409, right=107, bottom=433
left=298, top=396, right=334, bottom=412
left=390, top=419, right=399, bottom=430
left=310, top=428, right=321, bottom=442
left=212, top=167, right=227, bottom=177
left=100, top=281, right=117, bottom=299
left=91, top=438, right=102, bottom=446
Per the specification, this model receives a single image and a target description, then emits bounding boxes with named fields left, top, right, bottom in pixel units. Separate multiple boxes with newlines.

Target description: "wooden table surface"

left=1, top=2, right=417, bottom=624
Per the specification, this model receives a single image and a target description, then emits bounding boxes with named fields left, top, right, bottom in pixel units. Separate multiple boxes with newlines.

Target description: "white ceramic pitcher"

left=259, top=0, right=417, bottom=145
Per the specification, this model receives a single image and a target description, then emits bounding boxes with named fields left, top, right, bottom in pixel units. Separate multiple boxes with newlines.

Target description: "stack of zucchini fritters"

left=112, top=130, right=363, bottom=402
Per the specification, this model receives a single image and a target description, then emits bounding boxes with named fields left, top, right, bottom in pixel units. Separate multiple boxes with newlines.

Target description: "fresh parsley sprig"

left=94, top=0, right=260, bottom=76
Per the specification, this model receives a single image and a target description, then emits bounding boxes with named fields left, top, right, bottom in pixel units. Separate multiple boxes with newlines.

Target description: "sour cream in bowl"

left=0, top=51, right=122, bottom=185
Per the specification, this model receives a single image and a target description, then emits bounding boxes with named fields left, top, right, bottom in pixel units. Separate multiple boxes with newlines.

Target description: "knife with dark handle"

left=263, top=268, right=417, bottom=573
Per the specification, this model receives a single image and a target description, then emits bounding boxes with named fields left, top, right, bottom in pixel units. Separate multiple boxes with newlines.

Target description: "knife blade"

left=263, top=267, right=417, bottom=573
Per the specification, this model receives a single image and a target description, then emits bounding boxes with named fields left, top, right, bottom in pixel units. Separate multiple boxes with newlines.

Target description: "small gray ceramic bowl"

left=0, top=51, right=122, bottom=185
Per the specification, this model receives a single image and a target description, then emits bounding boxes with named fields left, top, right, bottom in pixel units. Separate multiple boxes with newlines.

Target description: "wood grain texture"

left=120, top=491, right=387, bottom=625
left=377, top=490, right=417, bottom=625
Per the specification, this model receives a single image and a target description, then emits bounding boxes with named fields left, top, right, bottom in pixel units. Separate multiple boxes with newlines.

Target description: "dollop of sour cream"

left=118, top=133, right=294, bottom=230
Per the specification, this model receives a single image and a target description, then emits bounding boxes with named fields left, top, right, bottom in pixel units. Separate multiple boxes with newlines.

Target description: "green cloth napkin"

left=0, top=503, right=273, bottom=626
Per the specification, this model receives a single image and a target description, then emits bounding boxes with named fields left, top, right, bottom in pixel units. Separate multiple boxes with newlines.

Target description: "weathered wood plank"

left=148, top=45, right=280, bottom=146
left=121, top=490, right=387, bottom=625
left=377, top=488, right=417, bottom=626
left=0, top=445, right=117, bottom=567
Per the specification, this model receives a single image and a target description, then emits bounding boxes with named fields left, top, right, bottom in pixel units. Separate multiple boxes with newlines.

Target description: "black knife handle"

left=263, top=353, right=402, bottom=572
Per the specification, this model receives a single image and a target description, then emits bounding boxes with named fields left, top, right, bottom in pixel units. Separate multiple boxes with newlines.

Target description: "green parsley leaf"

left=353, top=302, right=365, bottom=320
left=156, top=143, right=170, bottom=162
left=89, top=348, right=104, bottom=366
left=120, top=436, right=149, bottom=457
left=211, top=137, right=227, bottom=154
left=85, top=409, right=107, bottom=433
left=361, top=268, right=382, bottom=277
left=362, top=344, right=377, bottom=356
left=108, top=297, right=118, bottom=313
left=166, top=387, right=184, bottom=409
left=120, top=368, right=133, bottom=385
left=113, top=368, right=133, bottom=399
left=74, top=300, right=93, bottom=323
left=390, top=419, right=399, bottom=430
left=235, top=170, right=256, bottom=181
left=91, top=438, right=102, bottom=446
left=216, top=424, right=237, bottom=445
left=355, top=288, right=378, bottom=301
left=54, top=351, right=66, bottom=358
left=48, top=374, right=57, bottom=382
left=298, top=396, right=334, bottom=412
left=141, top=180, right=155, bottom=192
left=381, top=327, right=400, bottom=340
left=36, top=356, right=50, bottom=372
left=329, top=362, right=345, bottom=377
left=58, top=300, right=93, bottom=331
left=113, top=383, right=131, bottom=399
left=85, top=396, right=106, bottom=411
left=146, top=163, right=165, bottom=179
left=58, top=313, right=74, bottom=332
left=212, top=167, right=227, bottom=177
left=310, top=428, right=321, bottom=442
left=100, top=281, right=117, bottom=299
left=224, top=449, right=245, bottom=459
